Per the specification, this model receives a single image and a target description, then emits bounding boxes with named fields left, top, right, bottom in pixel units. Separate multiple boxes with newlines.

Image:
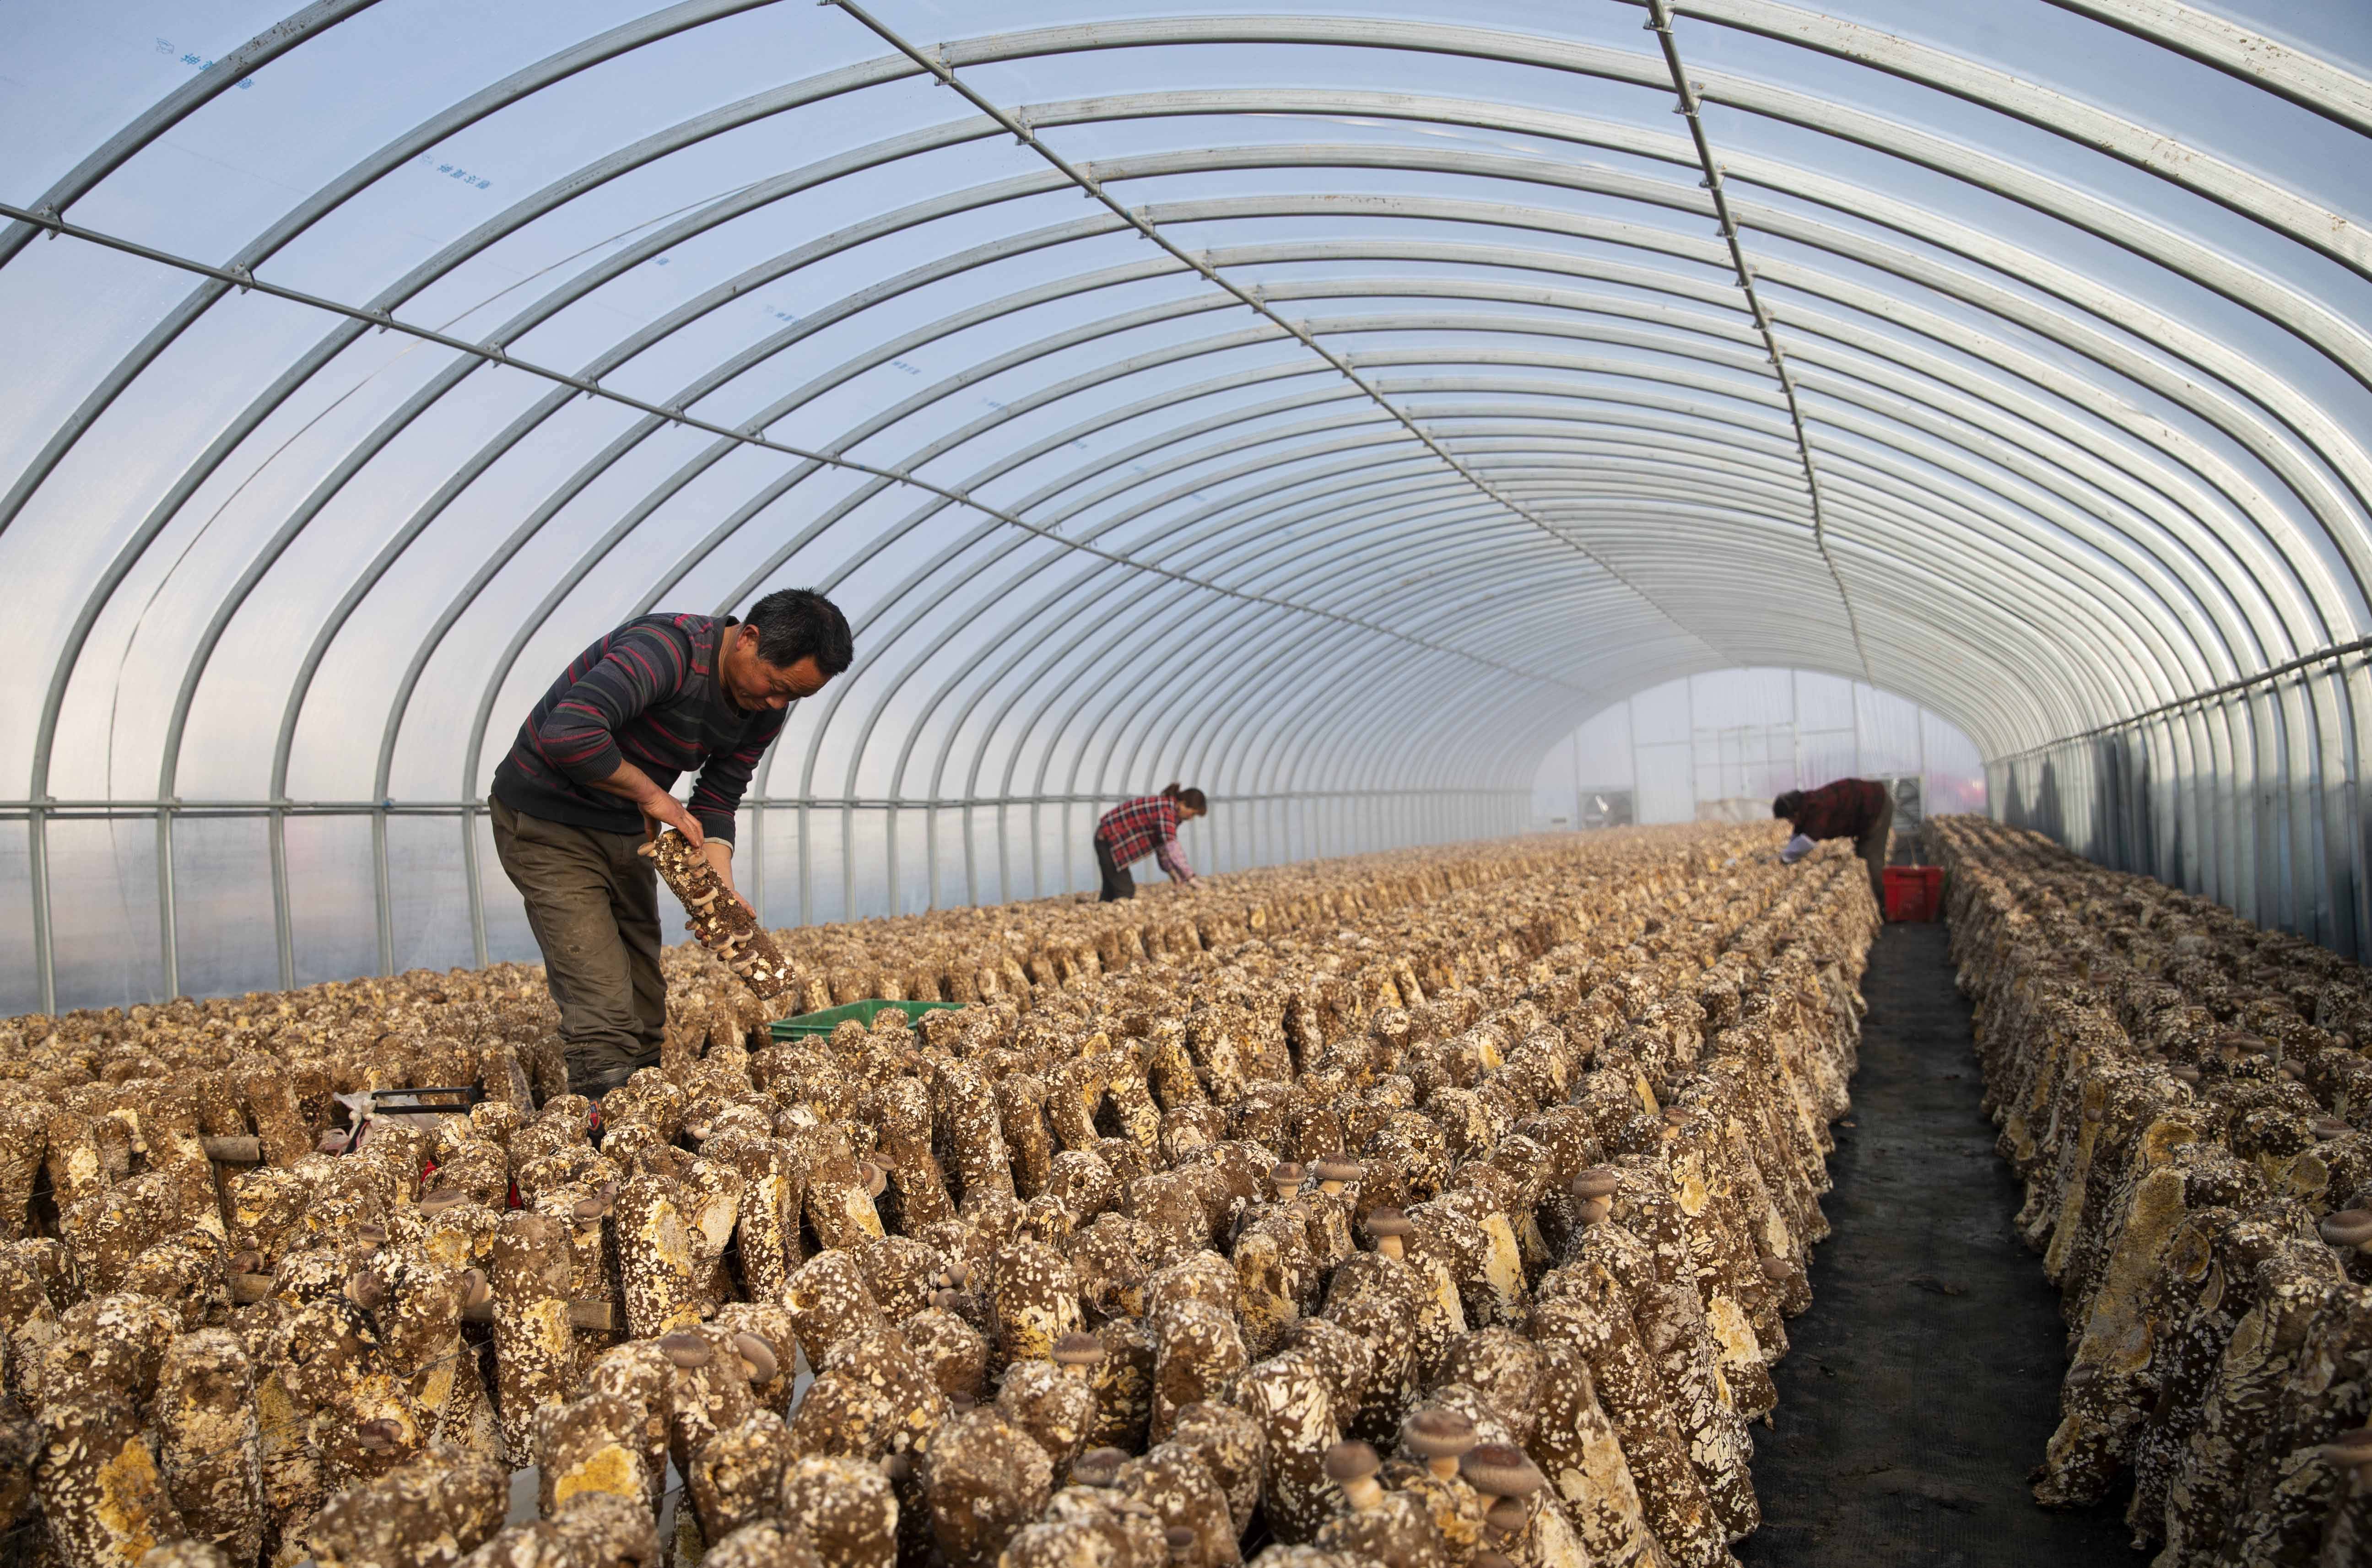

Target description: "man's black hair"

left=1772, top=790, right=1805, bottom=819
left=744, top=587, right=853, bottom=675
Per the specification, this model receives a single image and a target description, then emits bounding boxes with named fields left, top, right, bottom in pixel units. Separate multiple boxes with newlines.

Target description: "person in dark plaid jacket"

left=1773, top=777, right=1894, bottom=906
left=1092, top=784, right=1209, bottom=901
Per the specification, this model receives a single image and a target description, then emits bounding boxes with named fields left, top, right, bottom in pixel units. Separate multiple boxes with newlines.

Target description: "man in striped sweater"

left=491, top=588, right=853, bottom=1097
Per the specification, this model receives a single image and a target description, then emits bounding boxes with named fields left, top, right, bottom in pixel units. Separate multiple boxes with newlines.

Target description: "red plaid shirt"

left=1096, top=794, right=1193, bottom=881
left=1788, top=778, right=1887, bottom=842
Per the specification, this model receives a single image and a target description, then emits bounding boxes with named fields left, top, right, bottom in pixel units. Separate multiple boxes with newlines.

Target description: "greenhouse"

left=4, top=2, right=2371, bottom=1565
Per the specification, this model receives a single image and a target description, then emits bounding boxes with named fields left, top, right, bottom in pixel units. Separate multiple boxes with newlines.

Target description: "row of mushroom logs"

left=1931, top=814, right=2372, bottom=1566
left=0, top=822, right=1876, bottom=1568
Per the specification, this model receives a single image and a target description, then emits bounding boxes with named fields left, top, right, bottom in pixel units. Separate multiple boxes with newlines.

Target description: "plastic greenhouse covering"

left=5, top=0, right=2372, bottom=1013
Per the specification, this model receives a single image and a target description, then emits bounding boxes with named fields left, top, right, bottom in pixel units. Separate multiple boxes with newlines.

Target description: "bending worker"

left=1093, top=783, right=1209, bottom=901
left=1773, top=776, right=1894, bottom=907
left=491, top=588, right=853, bottom=1097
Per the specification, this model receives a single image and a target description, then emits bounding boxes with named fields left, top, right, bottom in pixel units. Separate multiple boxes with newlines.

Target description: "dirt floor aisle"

left=1736, top=921, right=2137, bottom=1565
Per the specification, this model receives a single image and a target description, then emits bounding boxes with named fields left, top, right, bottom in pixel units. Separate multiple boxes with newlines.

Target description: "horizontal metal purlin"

left=1987, top=635, right=2372, bottom=765
left=0, top=787, right=1526, bottom=820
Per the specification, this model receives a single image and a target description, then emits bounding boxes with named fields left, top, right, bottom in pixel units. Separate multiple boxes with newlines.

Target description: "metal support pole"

left=155, top=805, right=178, bottom=1000
left=798, top=801, right=812, bottom=927
left=372, top=802, right=394, bottom=977
left=270, top=803, right=294, bottom=988
left=746, top=800, right=766, bottom=928
left=29, top=801, right=54, bottom=1016
left=463, top=800, right=488, bottom=969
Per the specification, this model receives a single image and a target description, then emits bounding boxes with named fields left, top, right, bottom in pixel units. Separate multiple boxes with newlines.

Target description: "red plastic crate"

left=1883, top=865, right=1944, bottom=922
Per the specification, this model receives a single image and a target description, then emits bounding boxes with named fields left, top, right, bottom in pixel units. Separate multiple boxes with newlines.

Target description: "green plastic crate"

left=768, top=998, right=961, bottom=1041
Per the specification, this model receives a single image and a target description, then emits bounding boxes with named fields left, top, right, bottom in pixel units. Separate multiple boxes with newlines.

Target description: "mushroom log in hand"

left=640, top=829, right=799, bottom=999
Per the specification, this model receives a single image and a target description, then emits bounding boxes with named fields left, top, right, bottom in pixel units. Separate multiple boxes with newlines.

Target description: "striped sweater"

left=492, top=614, right=783, bottom=843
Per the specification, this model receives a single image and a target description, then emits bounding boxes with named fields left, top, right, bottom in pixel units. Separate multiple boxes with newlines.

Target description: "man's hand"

left=701, top=837, right=754, bottom=916
left=591, top=759, right=705, bottom=846
left=640, top=790, right=705, bottom=848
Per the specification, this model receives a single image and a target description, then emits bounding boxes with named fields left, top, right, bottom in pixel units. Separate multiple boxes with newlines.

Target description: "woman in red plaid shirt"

left=1093, top=783, right=1209, bottom=901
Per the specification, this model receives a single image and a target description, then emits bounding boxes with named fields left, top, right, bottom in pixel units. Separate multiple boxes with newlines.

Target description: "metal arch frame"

left=18, top=30, right=2372, bottom=730
left=2042, top=0, right=2372, bottom=142
left=1649, top=0, right=2372, bottom=285
left=827, top=1, right=1729, bottom=658
left=825, top=453, right=1660, bottom=892
left=162, top=64, right=2372, bottom=820
left=887, top=297, right=2220, bottom=744
left=913, top=476, right=1566, bottom=897
left=14, top=192, right=2315, bottom=954
left=14, top=6, right=2372, bottom=1010
left=306, top=192, right=2362, bottom=868
left=135, top=103, right=2372, bottom=797
left=458, top=139, right=2353, bottom=782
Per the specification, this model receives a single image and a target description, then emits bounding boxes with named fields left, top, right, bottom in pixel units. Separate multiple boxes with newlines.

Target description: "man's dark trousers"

left=491, top=796, right=665, bottom=1095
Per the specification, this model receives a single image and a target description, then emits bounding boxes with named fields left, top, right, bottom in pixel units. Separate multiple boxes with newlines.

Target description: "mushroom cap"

left=572, top=1194, right=612, bottom=1221
left=860, top=1160, right=889, bottom=1198
left=1165, top=1525, right=1198, bottom=1554
left=1569, top=1167, right=1620, bottom=1201
left=943, top=1259, right=971, bottom=1288
left=1484, top=1497, right=1530, bottom=1534
left=1363, top=1207, right=1412, bottom=1239
left=1313, top=1158, right=1361, bottom=1183
left=2314, top=1116, right=2352, bottom=1141
left=345, top=1270, right=387, bottom=1310
left=658, top=1331, right=714, bottom=1369
left=733, top=1331, right=779, bottom=1383
left=1461, top=1443, right=1545, bottom=1498
left=2218, top=1032, right=2269, bottom=1055
left=229, top=1249, right=264, bottom=1274
left=1270, top=1161, right=1306, bottom=1187
left=354, top=1417, right=402, bottom=1452
left=459, top=1268, right=492, bottom=1310
left=1071, top=1447, right=1126, bottom=1487
left=928, top=1289, right=964, bottom=1312
left=2319, top=1209, right=2372, bottom=1248
left=2169, top=1064, right=2202, bottom=1084
left=1761, top=1255, right=1797, bottom=1283
left=948, top=1390, right=978, bottom=1413
left=1052, top=1331, right=1107, bottom=1369
left=418, top=1187, right=468, bottom=1213
left=353, top=1222, right=389, bottom=1247
left=1401, top=1407, right=1480, bottom=1460
left=1323, top=1441, right=1382, bottom=1483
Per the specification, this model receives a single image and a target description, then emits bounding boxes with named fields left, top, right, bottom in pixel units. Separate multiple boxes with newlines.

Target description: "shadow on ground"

left=1738, top=921, right=2139, bottom=1566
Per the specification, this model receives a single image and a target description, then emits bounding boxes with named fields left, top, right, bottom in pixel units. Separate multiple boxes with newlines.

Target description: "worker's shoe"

left=566, top=1048, right=661, bottom=1103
